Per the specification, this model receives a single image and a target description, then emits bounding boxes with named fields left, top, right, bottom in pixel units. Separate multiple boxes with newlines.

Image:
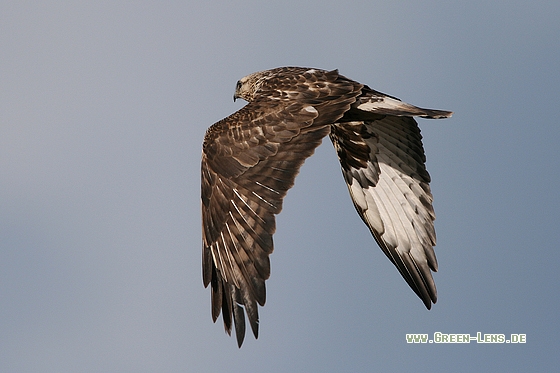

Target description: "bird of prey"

left=201, top=67, right=452, bottom=347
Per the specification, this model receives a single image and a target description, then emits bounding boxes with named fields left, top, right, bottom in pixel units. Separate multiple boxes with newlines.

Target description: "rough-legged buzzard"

left=201, top=67, right=452, bottom=346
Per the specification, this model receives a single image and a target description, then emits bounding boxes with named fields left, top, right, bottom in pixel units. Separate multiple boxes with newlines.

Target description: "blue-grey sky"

left=1, top=1, right=559, bottom=372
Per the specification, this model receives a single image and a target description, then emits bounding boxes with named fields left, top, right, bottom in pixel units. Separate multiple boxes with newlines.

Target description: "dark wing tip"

left=419, top=109, right=453, bottom=119
left=233, top=303, right=246, bottom=347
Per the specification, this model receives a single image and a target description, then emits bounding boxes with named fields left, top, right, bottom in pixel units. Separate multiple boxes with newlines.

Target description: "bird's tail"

left=354, top=89, right=453, bottom=119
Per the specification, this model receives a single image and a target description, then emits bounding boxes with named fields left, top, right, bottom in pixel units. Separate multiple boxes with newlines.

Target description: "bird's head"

left=233, top=71, right=267, bottom=103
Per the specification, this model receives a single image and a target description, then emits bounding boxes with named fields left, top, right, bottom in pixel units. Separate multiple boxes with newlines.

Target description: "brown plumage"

left=201, top=67, right=452, bottom=346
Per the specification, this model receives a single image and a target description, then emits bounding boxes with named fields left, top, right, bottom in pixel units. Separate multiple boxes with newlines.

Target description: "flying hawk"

left=201, top=67, right=452, bottom=346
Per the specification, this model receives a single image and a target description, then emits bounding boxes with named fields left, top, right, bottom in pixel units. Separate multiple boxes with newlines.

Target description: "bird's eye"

left=236, top=81, right=242, bottom=90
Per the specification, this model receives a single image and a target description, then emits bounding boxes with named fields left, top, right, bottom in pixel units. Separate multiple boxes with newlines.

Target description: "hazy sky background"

left=1, top=1, right=559, bottom=372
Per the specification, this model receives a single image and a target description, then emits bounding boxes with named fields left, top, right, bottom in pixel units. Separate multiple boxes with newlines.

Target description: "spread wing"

left=201, top=69, right=362, bottom=346
left=330, top=112, right=440, bottom=309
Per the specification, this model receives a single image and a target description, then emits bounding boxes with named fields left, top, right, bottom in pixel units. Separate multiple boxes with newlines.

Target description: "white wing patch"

left=351, top=138, right=436, bottom=257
